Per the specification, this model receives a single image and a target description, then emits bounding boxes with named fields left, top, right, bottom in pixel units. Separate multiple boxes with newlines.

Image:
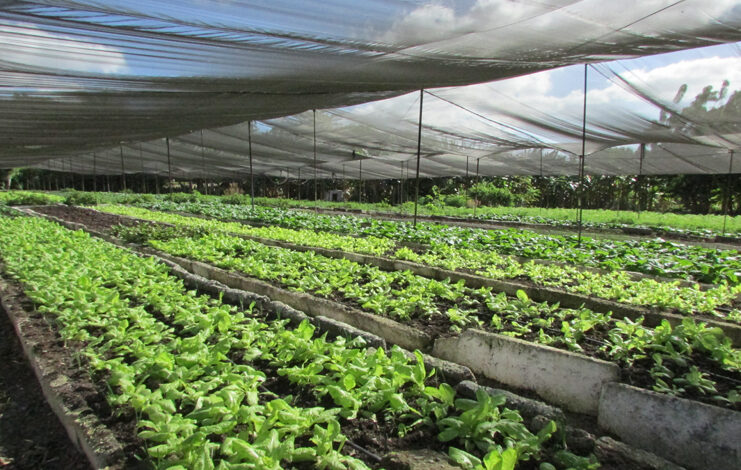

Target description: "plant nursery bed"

left=224, top=232, right=741, bottom=344
left=297, top=206, right=741, bottom=248
left=38, top=204, right=741, bottom=343
left=28, top=206, right=741, bottom=407
left=106, top=203, right=741, bottom=327
left=24, top=206, right=741, bottom=469
left=4, top=210, right=654, bottom=470
left=148, top=233, right=741, bottom=470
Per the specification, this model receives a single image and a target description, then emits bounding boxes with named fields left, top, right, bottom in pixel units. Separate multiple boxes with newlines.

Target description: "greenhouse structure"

left=1, top=2, right=740, bottom=470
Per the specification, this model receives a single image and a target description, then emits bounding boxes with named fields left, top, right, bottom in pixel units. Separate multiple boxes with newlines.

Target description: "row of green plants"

left=0, top=215, right=596, bottom=470
left=97, top=205, right=741, bottom=323
left=111, top=223, right=741, bottom=409
left=124, top=200, right=741, bottom=286
left=244, top=195, right=741, bottom=237
left=0, top=189, right=64, bottom=206
left=7, top=186, right=739, bottom=238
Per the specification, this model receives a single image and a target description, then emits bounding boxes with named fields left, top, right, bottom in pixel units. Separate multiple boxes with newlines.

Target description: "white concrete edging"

left=433, top=329, right=619, bottom=415
left=598, top=382, right=740, bottom=470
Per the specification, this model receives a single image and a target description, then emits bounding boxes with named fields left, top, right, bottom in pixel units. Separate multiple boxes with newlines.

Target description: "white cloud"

left=0, top=22, right=127, bottom=74
left=378, top=0, right=741, bottom=59
left=616, top=56, right=741, bottom=109
left=336, top=52, right=741, bottom=151
left=431, top=54, right=741, bottom=122
left=379, top=0, right=546, bottom=46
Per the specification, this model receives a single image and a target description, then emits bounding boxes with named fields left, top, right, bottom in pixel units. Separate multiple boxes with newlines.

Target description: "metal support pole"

left=359, top=158, right=363, bottom=204
left=62, top=159, right=68, bottom=189
left=474, top=158, right=480, bottom=218
left=120, top=145, right=127, bottom=192
left=139, top=144, right=146, bottom=194
left=723, top=150, right=735, bottom=236
left=465, top=156, right=470, bottom=215
left=297, top=167, right=301, bottom=200
left=413, top=89, right=424, bottom=227
left=400, top=161, right=405, bottom=210
left=93, top=152, right=97, bottom=192
left=577, top=64, right=588, bottom=246
left=313, top=110, right=318, bottom=209
left=248, top=121, right=255, bottom=210
left=637, top=143, right=645, bottom=216
left=166, top=137, right=173, bottom=195
left=200, top=129, right=207, bottom=195
left=539, top=150, right=544, bottom=213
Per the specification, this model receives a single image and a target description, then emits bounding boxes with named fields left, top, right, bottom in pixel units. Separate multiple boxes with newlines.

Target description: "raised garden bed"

left=22, top=206, right=741, bottom=470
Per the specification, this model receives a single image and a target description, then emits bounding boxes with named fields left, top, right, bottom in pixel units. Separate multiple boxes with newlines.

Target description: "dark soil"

left=0, top=290, right=90, bottom=469
left=32, top=205, right=143, bottom=233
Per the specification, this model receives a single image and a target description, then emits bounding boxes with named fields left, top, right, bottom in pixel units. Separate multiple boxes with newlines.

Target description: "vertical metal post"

left=166, top=137, right=173, bottom=195
left=93, top=152, right=97, bottom=192
left=297, top=167, right=301, bottom=200
left=539, top=150, right=544, bottom=213
left=359, top=158, right=363, bottom=204
left=200, top=129, right=207, bottom=195
left=400, top=161, right=405, bottom=211
left=577, top=64, right=588, bottom=246
left=139, top=144, right=146, bottom=194
left=313, top=110, right=318, bottom=209
left=62, top=159, right=68, bottom=189
left=465, top=156, right=470, bottom=215
left=248, top=121, right=255, bottom=210
left=474, top=158, right=480, bottom=218
left=120, top=145, right=127, bottom=192
left=413, top=89, right=424, bottom=227
left=637, top=143, right=645, bottom=216
left=723, top=150, right=735, bottom=236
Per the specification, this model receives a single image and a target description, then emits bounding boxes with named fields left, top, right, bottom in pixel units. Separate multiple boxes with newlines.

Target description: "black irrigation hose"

left=345, top=439, right=383, bottom=463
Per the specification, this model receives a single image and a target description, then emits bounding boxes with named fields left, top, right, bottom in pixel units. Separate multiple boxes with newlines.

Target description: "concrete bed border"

left=599, top=382, right=740, bottom=470
left=434, top=330, right=619, bottom=415
left=22, top=207, right=741, bottom=470
left=0, top=280, right=126, bottom=470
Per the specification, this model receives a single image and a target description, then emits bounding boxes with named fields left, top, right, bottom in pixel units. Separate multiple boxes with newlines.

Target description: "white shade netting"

left=2, top=1, right=741, bottom=177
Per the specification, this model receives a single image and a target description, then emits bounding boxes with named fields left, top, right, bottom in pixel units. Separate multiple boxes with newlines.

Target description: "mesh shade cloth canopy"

left=2, top=1, right=741, bottom=177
